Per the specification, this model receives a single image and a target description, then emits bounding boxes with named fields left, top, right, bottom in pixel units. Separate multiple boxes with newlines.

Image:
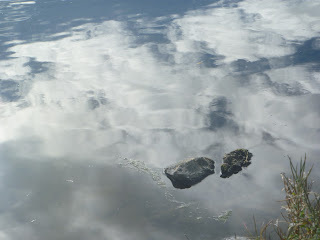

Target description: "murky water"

left=0, top=0, right=320, bottom=239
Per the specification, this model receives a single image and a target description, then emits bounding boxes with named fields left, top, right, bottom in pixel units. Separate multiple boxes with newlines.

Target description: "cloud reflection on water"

left=168, top=0, right=320, bottom=63
left=0, top=0, right=320, bottom=239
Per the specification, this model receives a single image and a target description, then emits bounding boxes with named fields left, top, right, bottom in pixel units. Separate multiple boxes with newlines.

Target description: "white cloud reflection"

left=0, top=0, right=320, bottom=239
left=168, top=0, right=320, bottom=63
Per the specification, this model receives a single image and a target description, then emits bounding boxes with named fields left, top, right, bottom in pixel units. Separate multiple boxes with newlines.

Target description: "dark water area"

left=0, top=0, right=320, bottom=239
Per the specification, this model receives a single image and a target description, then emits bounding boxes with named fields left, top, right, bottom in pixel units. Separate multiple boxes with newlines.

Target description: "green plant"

left=275, top=155, right=320, bottom=240
left=246, top=155, right=320, bottom=240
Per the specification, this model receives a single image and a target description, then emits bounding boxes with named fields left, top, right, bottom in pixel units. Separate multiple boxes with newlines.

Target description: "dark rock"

left=165, top=157, right=215, bottom=189
left=220, top=149, right=253, bottom=178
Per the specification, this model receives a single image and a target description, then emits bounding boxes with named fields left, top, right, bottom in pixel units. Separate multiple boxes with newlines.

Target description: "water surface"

left=0, top=0, right=320, bottom=239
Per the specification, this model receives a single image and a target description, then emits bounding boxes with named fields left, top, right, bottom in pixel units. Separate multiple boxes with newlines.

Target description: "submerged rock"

left=164, top=157, right=215, bottom=189
left=220, top=149, right=253, bottom=178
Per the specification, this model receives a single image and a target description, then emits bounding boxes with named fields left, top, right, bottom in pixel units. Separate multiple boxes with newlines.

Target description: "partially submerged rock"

left=220, top=149, right=253, bottom=178
left=164, top=157, right=215, bottom=189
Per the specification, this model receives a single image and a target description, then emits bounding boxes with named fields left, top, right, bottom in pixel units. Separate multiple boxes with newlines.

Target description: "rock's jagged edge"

left=220, top=149, right=253, bottom=178
left=164, top=157, right=215, bottom=189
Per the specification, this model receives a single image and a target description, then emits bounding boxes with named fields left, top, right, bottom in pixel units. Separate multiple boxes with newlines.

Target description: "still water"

left=0, top=0, right=320, bottom=239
